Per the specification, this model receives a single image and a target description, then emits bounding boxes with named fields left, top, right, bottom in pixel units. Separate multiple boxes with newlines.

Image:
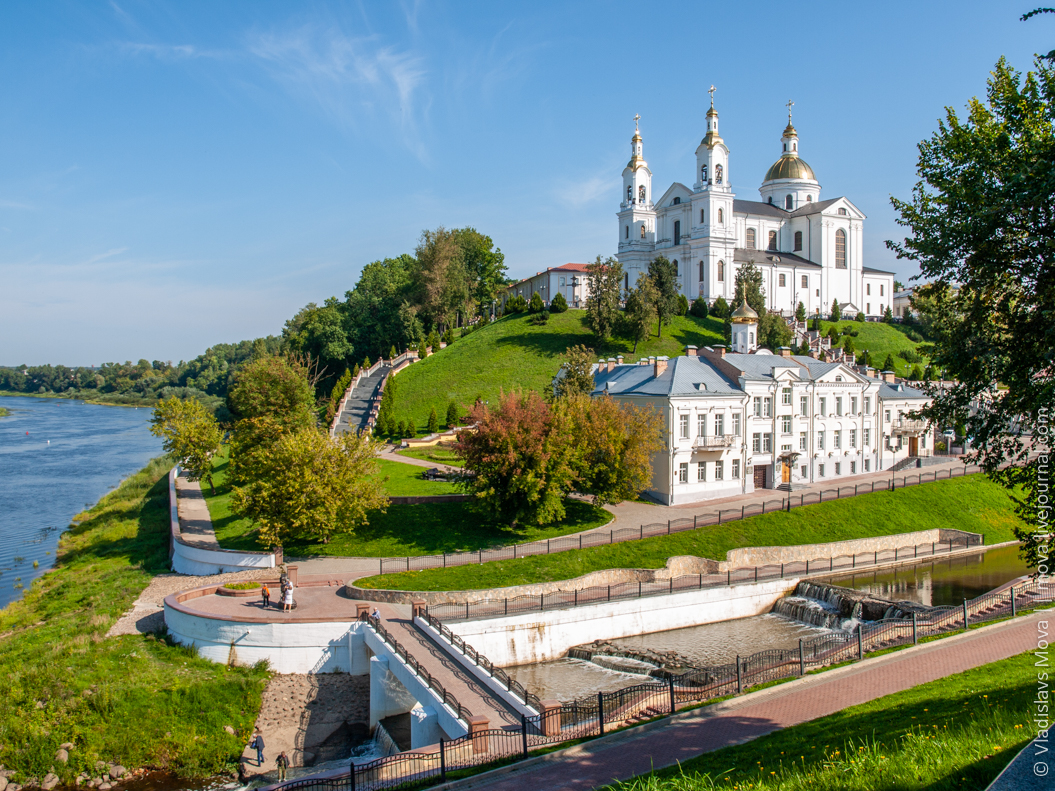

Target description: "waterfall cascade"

left=371, top=722, right=400, bottom=758
left=773, top=581, right=916, bottom=630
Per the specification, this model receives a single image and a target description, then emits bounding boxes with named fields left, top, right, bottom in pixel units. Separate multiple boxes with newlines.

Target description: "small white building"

left=503, top=263, right=591, bottom=309
left=591, top=307, right=932, bottom=505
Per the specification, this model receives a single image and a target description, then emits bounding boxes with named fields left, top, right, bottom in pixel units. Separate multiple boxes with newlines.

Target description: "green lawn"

left=817, top=320, right=930, bottom=378
left=203, top=450, right=613, bottom=557
left=388, top=310, right=725, bottom=431
left=608, top=651, right=1037, bottom=791
left=0, top=456, right=269, bottom=784
left=356, top=474, right=1023, bottom=590
left=397, top=445, right=466, bottom=468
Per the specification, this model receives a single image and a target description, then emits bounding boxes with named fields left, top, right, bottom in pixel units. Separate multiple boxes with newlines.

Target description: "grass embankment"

left=397, top=444, right=466, bottom=468
left=389, top=310, right=724, bottom=430
left=609, top=651, right=1038, bottom=791
left=817, top=321, right=930, bottom=378
left=357, top=474, right=1022, bottom=590
left=0, top=456, right=268, bottom=784
left=204, top=451, right=612, bottom=558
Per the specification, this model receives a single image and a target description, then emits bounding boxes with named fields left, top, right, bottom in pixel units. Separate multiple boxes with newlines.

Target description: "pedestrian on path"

left=261, top=584, right=270, bottom=609
left=250, top=728, right=265, bottom=766
left=276, top=751, right=289, bottom=781
left=283, top=585, right=294, bottom=613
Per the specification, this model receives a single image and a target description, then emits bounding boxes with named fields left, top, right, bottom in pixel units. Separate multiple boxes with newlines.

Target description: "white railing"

left=693, top=434, right=736, bottom=449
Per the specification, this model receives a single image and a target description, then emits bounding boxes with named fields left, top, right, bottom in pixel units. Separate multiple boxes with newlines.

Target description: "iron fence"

left=425, top=535, right=984, bottom=623
left=277, top=578, right=1049, bottom=791
left=373, top=465, right=982, bottom=576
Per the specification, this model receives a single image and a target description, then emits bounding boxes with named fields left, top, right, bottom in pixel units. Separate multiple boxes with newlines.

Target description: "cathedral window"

left=779, top=274, right=786, bottom=287
left=880, top=284, right=884, bottom=296
left=625, top=226, right=629, bottom=239
left=625, top=273, right=629, bottom=290
left=806, top=195, right=813, bottom=202
left=768, top=231, right=777, bottom=251
left=627, top=186, right=632, bottom=202
left=801, top=275, right=807, bottom=288
left=794, top=231, right=803, bottom=252
left=639, top=185, right=646, bottom=203
left=866, top=284, right=871, bottom=295
left=715, top=164, right=723, bottom=184
left=835, top=229, right=847, bottom=268
left=767, top=196, right=773, bottom=204
left=699, top=261, right=704, bottom=281
left=700, top=208, right=705, bottom=223
left=640, top=224, right=646, bottom=239
left=746, top=228, right=756, bottom=249
left=672, top=197, right=681, bottom=205
left=673, top=221, right=681, bottom=246
left=717, top=261, right=725, bottom=281
left=785, top=195, right=793, bottom=210
left=701, top=164, right=708, bottom=182
left=838, top=208, right=848, bottom=216
left=718, top=208, right=724, bottom=224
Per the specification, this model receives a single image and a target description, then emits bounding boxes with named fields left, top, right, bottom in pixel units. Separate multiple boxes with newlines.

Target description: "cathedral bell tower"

left=616, top=115, right=656, bottom=291
left=691, top=86, right=736, bottom=303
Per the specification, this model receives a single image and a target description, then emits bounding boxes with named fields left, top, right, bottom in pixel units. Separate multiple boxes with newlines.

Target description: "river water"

left=0, top=396, right=163, bottom=609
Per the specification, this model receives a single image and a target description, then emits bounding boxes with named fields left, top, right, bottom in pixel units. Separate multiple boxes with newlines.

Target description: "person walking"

left=250, top=728, right=265, bottom=766
left=261, top=584, right=270, bottom=609
left=282, top=585, right=294, bottom=613
left=276, top=751, right=289, bottom=782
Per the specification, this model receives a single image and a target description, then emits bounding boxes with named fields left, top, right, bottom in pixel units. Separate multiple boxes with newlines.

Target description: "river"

left=0, top=396, right=163, bottom=609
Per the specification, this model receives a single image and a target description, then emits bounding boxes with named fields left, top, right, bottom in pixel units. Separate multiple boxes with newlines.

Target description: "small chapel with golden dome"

left=616, top=90, right=895, bottom=319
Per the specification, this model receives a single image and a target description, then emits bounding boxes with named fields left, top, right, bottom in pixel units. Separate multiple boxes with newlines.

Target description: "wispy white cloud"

left=246, top=24, right=429, bottom=161
left=555, top=173, right=619, bottom=208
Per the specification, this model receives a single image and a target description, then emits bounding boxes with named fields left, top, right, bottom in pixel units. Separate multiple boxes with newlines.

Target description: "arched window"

left=701, top=164, right=708, bottom=182
left=638, top=185, right=646, bottom=203
left=794, top=231, right=803, bottom=251
left=779, top=274, right=786, bottom=287
left=627, top=185, right=632, bottom=202
left=838, top=207, right=848, bottom=216
left=700, top=208, right=705, bottom=223
left=640, top=224, right=646, bottom=239
left=746, top=228, right=756, bottom=249
left=672, top=196, right=681, bottom=205
left=699, top=260, right=704, bottom=281
left=625, top=226, right=629, bottom=239
left=625, top=273, right=629, bottom=290
left=715, top=164, right=723, bottom=184
left=835, top=229, right=847, bottom=268
left=806, top=195, right=813, bottom=202
left=673, top=259, right=679, bottom=277
left=767, top=196, right=773, bottom=204
left=718, top=208, right=724, bottom=224
left=717, top=260, right=725, bottom=281
left=673, top=220, right=681, bottom=246
left=768, top=230, right=777, bottom=251
left=785, top=195, right=793, bottom=210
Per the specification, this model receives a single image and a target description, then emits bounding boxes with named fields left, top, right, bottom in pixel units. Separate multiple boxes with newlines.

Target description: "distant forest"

left=2, top=226, right=508, bottom=418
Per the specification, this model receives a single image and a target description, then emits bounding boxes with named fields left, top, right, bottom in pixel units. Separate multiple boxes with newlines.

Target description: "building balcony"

left=892, top=419, right=928, bottom=436
left=693, top=434, right=736, bottom=449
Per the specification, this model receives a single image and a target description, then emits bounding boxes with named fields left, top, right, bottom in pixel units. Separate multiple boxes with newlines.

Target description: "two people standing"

left=260, top=571, right=296, bottom=611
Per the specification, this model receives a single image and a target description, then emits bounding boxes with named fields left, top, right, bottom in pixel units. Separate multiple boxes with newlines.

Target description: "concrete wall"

left=447, top=577, right=799, bottom=666
left=722, top=528, right=946, bottom=568
left=168, top=467, right=277, bottom=576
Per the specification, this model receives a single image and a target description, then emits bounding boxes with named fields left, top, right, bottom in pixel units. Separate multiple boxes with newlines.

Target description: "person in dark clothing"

left=276, top=751, right=290, bottom=781
left=261, top=584, right=271, bottom=608
left=251, top=729, right=265, bottom=766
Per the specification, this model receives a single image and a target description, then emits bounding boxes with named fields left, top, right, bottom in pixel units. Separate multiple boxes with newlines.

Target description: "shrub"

left=223, top=581, right=261, bottom=590
left=689, top=296, right=709, bottom=319
left=427, top=407, right=439, bottom=433
left=549, top=292, right=568, bottom=313
left=898, top=348, right=922, bottom=363
left=405, top=419, right=416, bottom=438
left=427, top=330, right=441, bottom=352
left=528, top=291, right=545, bottom=314
left=830, top=299, right=842, bottom=322
left=446, top=401, right=459, bottom=428
left=676, top=293, right=689, bottom=316
left=396, top=420, right=407, bottom=438
left=504, top=295, right=527, bottom=314
left=910, top=365, right=924, bottom=380
left=882, top=353, right=896, bottom=372
left=389, top=345, right=397, bottom=360
left=711, top=296, right=730, bottom=319
left=795, top=301, right=806, bottom=322
left=842, top=336, right=855, bottom=355
left=529, top=311, right=550, bottom=325
left=856, top=311, right=866, bottom=322
left=884, top=306, right=894, bottom=323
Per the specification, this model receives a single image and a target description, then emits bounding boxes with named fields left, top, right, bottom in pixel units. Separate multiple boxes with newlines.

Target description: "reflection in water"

left=820, top=544, right=1028, bottom=607
left=506, top=614, right=827, bottom=701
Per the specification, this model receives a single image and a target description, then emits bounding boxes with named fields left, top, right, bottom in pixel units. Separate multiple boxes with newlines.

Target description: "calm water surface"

left=0, top=396, right=163, bottom=609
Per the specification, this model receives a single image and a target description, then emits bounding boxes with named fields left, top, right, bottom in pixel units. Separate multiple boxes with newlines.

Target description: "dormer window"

left=838, top=207, right=848, bottom=216
left=673, top=197, right=681, bottom=205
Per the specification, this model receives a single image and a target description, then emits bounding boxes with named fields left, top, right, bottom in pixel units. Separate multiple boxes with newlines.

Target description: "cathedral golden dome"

left=730, top=299, right=759, bottom=323
left=764, top=154, right=816, bottom=182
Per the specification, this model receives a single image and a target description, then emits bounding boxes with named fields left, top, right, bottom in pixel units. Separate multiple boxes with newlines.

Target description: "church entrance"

left=781, top=463, right=791, bottom=484
left=753, top=466, right=767, bottom=490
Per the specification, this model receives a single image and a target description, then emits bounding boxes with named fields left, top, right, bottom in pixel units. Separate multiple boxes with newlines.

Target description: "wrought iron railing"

left=371, top=465, right=983, bottom=575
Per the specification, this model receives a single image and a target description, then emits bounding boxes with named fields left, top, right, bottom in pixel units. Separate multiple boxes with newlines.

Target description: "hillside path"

left=442, top=611, right=1050, bottom=791
left=174, top=473, right=218, bottom=547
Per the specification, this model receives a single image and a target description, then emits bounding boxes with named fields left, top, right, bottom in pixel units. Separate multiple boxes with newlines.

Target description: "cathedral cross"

left=634, top=113, right=640, bottom=133
left=786, top=99, right=794, bottom=122
left=708, top=85, right=716, bottom=108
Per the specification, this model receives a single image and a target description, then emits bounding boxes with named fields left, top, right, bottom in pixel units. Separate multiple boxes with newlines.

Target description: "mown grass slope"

left=0, top=456, right=269, bottom=784
left=358, top=474, right=1022, bottom=590
left=819, top=320, right=930, bottom=378
left=388, top=310, right=725, bottom=430
left=609, top=651, right=1036, bottom=791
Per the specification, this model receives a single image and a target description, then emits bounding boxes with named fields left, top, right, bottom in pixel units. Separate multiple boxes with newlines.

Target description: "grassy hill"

left=818, top=320, right=931, bottom=379
left=388, top=309, right=724, bottom=430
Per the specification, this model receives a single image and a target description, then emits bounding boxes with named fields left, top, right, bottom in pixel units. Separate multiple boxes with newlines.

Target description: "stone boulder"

left=54, top=750, right=68, bottom=765
left=42, top=773, right=60, bottom=790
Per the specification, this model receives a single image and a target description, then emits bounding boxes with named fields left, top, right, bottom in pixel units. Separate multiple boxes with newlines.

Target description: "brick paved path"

left=443, top=612, right=1048, bottom=791
left=174, top=473, right=219, bottom=547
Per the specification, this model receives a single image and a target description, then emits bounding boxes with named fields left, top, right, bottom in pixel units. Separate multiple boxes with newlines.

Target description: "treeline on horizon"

left=1, top=226, right=508, bottom=417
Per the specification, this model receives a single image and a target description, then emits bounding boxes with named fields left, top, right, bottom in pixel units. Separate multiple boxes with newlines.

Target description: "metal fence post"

left=350, top=760, right=357, bottom=791
left=598, top=692, right=605, bottom=736
left=963, top=598, right=969, bottom=629
left=799, top=639, right=805, bottom=676
left=1011, top=586, right=1017, bottom=617
left=439, top=739, right=446, bottom=783
left=857, top=625, right=864, bottom=659
left=669, top=675, right=676, bottom=713
left=694, top=514, right=698, bottom=529
left=912, top=613, right=918, bottom=645
left=736, top=655, right=742, bottom=694
left=521, top=715, right=529, bottom=758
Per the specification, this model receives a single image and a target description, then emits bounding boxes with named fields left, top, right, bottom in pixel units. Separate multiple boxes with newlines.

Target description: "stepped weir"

left=772, top=581, right=929, bottom=629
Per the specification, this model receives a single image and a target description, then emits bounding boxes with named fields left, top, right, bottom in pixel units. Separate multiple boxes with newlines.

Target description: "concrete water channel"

left=503, top=544, right=1031, bottom=701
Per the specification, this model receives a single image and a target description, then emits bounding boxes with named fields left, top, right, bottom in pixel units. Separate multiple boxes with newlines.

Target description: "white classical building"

left=617, top=97, right=896, bottom=318
left=592, top=306, right=932, bottom=504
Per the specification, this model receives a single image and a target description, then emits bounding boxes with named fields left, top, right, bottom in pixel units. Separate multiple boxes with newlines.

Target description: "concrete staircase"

left=335, top=363, right=390, bottom=435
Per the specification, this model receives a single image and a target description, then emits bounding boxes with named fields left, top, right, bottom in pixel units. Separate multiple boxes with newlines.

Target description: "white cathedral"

left=616, top=93, right=895, bottom=319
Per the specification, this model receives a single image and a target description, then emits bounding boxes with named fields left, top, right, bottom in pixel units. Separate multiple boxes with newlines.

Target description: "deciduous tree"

left=585, top=256, right=624, bottom=342
left=150, top=397, right=223, bottom=492
left=621, top=277, right=658, bottom=354
left=733, top=260, right=766, bottom=316
left=647, top=256, right=679, bottom=337
left=551, top=344, right=596, bottom=400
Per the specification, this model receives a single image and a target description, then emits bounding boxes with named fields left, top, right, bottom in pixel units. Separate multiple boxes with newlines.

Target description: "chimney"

left=713, top=345, right=726, bottom=359
left=685, top=345, right=698, bottom=357
left=607, top=357, right=616, bottom=373
left=616, top=355, right=624, bottom=365
left=638, top=358, right=649, bottom=366
left=808, top=350, right=818, bottom=359
left=648, top=356, right=656, bottom=367
left=654, top=356, right=669, bottom=376
left=778, top=346, right=791, bottom=358
left=882, top=370, right=896, bottom=383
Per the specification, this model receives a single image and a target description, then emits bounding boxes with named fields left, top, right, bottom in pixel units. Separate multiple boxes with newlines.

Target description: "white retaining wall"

left=168, top=467, right=277, bottom=575
left=448, top=577, right=800, bottom=666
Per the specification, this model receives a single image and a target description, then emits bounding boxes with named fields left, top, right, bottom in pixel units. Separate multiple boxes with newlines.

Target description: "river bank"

left=0, top=456, right=269, bottom=788
left=0, top=390, right=159, bottom=409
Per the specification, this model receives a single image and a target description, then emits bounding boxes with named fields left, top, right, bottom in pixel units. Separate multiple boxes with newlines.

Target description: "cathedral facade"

left=616, top=98, right=896, bottom=318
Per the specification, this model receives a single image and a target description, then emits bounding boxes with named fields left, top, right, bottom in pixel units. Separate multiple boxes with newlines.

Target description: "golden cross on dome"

left=786, top=98, right=795, bottom=122
left=708, top=85, right=716, bottom=108
left=634, top=113, right=640, bottom=132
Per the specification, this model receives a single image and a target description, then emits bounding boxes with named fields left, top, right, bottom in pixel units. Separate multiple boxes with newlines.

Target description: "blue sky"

left=1, top=1, right=1051, bottom=365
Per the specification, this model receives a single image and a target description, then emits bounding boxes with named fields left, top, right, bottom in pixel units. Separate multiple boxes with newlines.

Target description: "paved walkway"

left=443, top=611, right=1050, bottom=791
left=174, top=473, right=219, bottom=547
